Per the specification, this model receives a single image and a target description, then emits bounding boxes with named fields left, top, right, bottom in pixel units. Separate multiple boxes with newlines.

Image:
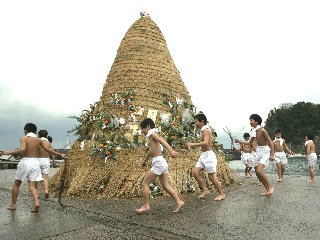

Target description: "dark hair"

left=194, top=113, right=207, bottom=125
left=38, top=130, right=48, bottom=138
left=306, top=133, right=314, bottom=141
left=140, top=118, right=155, bottom=129
left=249, top=114, right=262, bottom=125
left=24, top=123, right=37, bottom=134
left=47, top=136, right=53, bottom=143
left=275, top=129, right=281, bottom=134
left=243, top=133, right=250, bottom=138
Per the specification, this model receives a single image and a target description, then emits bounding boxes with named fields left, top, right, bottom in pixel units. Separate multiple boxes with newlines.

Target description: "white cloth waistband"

left=152, top=155, right=164, bottom=160
left=256, top=145, right=270, bottom=149
left=21, top=157, right=38, bottom=160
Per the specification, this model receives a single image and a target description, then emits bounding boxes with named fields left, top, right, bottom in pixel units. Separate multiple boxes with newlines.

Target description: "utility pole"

left=66, top=134, right=71, bottom=149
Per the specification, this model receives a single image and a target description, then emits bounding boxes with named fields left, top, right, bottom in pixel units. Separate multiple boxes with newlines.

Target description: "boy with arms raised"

left=0, top=123, right=65, bottom=212
left=305, top=133, right=317, bottom=183
left=136, top=118, right=184, bottom=214
left=186, top=113, right=225, bottom=201
left=234, top=132, right=252, bottom=177
left=236, top=114, right=275, bottom=196
left=273, top=129, right=294, bottom=182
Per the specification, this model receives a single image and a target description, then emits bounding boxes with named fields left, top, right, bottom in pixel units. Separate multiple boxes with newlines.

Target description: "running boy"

left=136, top=118, right=184, bottom=214
left=186, top=113, right=225, bottom=201
left=249, top=138, right=262, bottom=185
left=305, top=133, right=317, bottom=183
left=37, top=130, right=52, bottom=198
left=235, top=114, right=275, bottom=196
left=273, top=129, right=294, bottom=182
left=0, top=123, right=65, bottom=212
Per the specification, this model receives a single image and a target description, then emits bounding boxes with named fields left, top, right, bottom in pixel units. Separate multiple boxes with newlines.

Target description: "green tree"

left=265, top=102, right=320, bottom=147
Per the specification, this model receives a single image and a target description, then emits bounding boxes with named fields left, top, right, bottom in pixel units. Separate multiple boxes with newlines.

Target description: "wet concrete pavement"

left=1, top=168, right=319, bottom=240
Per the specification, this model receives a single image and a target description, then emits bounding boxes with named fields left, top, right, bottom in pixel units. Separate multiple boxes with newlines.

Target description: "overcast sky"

left=1, top=0, right=320, bottom=150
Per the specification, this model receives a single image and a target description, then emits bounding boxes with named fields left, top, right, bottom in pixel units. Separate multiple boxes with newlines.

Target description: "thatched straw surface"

left=49, top=15, right=235, bottom=199
left=50, top=142, right=235, bottom=199
left=98, top=15, right=191, bottom=118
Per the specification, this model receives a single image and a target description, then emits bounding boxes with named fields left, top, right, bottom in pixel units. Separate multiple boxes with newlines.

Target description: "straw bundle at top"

left=49, top=13, right=235, bottom=199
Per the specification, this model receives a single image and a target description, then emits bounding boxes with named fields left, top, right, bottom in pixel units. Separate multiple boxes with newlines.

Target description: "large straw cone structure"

left=50, top=15, right=235, bottom=199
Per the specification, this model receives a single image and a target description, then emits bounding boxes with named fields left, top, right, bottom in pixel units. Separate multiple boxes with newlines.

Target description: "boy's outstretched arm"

left=141, top=151, right=152, bottom=166
left=235, top=137, right=254, bottom=146
left=40, top=141, right=66, bottom=159
left=152, top=133, right=179, bottom=158
left=283, top=141, right=293, bottom=155
left=186, top=129, right=210, bottom=148
left=1, top=138, right=26, bottom=155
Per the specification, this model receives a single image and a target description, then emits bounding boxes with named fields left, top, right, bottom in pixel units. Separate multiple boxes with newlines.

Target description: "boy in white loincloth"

left=273, top=129, right=294, bottom=182
left=37, top=130, right=54, bottom=198
left=136, top=118, right=184, bottom=214
left=248, top=138, right=262, bottom=185
left=0, top=123, right=66, bottom=212
left=235, top=132, right=252, bottom=177
left=236, top=114, right=275, bottom=196
left=305, top=133, right=317, bottom=183
left=186, top=113, right=225, bottom=201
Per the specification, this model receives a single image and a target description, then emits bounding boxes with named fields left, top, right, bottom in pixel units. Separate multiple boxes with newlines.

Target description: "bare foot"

left=44, top=193, right=49, bottom=199
left=135, top=206, right=150, bottom=214
left=198, top=190, right=210, bottom=199
left=31, top=205, right=40, bottom=213
left=173, top=201, right=185, bottom=213
left=307, top=179, right=316, bottom=183
left=214, top=193, right=225, bottom=201
left=259, top=191, right=268, bottom=196
left=266, top=187, right=274, bottom=195
left=7, top=204, right=16, bottom=211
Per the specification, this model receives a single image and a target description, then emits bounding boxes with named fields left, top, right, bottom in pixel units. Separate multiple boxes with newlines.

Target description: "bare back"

left=307, top=141, right=316, bottom=153
left=38, top=140, right=51, bottom=158
left=23, top=137, right=42, bottom=158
